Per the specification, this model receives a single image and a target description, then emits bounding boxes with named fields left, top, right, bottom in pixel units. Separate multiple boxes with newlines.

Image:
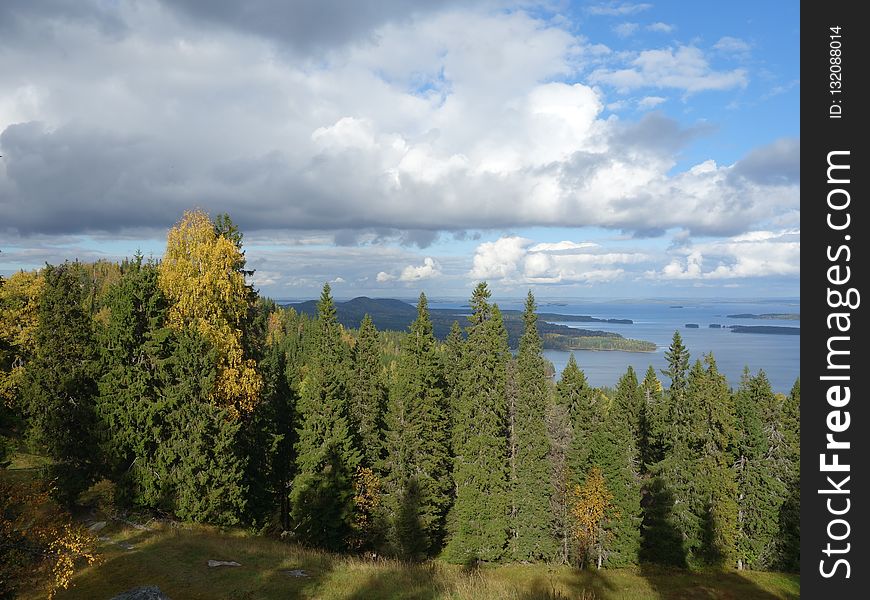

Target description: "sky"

left=0, top=0, right=800, bottom=300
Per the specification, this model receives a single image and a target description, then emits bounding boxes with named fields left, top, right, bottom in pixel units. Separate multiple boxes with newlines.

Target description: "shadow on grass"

left=51, top=525, right=334, bottom=600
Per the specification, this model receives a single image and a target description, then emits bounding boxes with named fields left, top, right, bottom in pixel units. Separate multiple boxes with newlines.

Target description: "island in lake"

left=729, top=325, right=800, bottom=335
left=727, top=313, right=800, bottom=320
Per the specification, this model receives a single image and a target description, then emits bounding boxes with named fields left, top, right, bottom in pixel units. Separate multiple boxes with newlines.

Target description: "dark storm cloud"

left=0, top=0, right=128, bottom=40
left=729, top=138, right=799, bottom=185
left=164, top=0, right=464, bottom=53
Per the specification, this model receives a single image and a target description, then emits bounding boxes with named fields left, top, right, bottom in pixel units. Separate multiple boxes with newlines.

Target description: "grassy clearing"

left=20, top=521, right=799, bottom=600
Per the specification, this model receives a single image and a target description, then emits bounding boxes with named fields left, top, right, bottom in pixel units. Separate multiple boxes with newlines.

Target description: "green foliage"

left=384, top=293, right=452, bottom=558
left=351, top=314, right=387, bottom=468
left=444, top=283, right=509, bottom=563
left=509, top=291, right=557, bottom=562
left=22, top=262, right=100, bottom=505
left=291, top=284, right=361, bottom=550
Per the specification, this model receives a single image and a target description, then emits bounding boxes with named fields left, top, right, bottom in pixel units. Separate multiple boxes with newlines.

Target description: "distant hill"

left=282, top=297, right=653, bottom=351
left=729, top=325, right=800, bottom=336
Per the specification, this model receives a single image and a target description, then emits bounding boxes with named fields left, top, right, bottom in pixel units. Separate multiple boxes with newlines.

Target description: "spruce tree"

left=444, top=283, right=509, bottom=563
left=776, top=377, right=800, bottom=571
left=613, top=366, right=643, bottom=441
left=22, top=263, right=100, bottom=505
left=384, top=293, right=452, bottom=557
left=351, top=314, right=386, bottom=469
left=639, top=365, right=665, bottom=472
left=734, top=369, right=785, bottom=570
left=509, top=291, right=556, bottom=561
left=291, top=283, right=361, bottom=550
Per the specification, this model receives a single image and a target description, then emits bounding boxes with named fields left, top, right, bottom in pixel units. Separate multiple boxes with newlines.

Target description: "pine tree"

left=444, top=283, right=509, bottom=563
left=351, top=314, right=386, bottom=469
left=509, top=291, right=556, bottom=561
left=659, top=331, right=690, bottom=451
left=384, top=293, right=452, bottom=557
left=291, top=283, right=361, bottom=550
left=22, top=263, right=100, bottom=505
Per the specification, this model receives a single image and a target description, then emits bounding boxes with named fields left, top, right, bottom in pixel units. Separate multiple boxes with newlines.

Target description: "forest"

left=0, top=210, right=800, bottom=598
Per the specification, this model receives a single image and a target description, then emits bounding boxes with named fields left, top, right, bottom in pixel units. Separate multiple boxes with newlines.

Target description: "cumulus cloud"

left=470, top=236, right=647, bottom=284
left=648, top=229, right=800, bottom=280
left=0, top=0, right=797, bottom=270
left=398, top=257, right=442, bottom=281
left=590, top=45, right=748, bottom=93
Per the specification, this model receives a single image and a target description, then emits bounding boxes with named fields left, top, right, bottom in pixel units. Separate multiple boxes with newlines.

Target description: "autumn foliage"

left=158, top=209, right=262, bottom=415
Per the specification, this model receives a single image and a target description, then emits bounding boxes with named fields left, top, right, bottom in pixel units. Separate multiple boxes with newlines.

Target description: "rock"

left=207, top=560, right=241, bottom=568
left=88, top=521, right=107, bottom=532
left=281, top=569, right=309, bottom=578
left=110, top=585, right=171, bottom=600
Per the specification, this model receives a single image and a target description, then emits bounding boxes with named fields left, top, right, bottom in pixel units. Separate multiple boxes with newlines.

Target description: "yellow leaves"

left=158, top=209, right=262, bottom=415
left=350, top=466, right=382, bottom=549
left=0, top=479, right=99, bottom=599
left=0, top=269, right=44, bottom=407
left=570, top=467, right=616, bottom=563
left=47, top=525, right=100, bottom=600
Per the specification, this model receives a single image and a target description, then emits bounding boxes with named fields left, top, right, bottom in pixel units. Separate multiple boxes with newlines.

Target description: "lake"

left=427, top=299, right=800, bottom=394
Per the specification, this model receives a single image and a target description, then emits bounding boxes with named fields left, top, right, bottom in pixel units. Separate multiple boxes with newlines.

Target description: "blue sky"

left=0, top=0, right=799, bottom=299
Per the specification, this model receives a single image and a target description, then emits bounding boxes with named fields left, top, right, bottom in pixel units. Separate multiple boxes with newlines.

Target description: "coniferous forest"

left=0, top=210, right=800, bottom=596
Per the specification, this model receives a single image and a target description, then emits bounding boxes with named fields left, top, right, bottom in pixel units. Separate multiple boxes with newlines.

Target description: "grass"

left=18, top=521, right=799, bottom=600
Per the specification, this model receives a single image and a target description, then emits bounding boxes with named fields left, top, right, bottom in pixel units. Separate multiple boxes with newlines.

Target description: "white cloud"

left=469, top=236, right=530, bottom=280
left=637, top=96, right=666, bottom=109
left=613, top=22, right=640, bottom=38
left=713, top=36, right=751, bottom=56
left=648, top=229, right=800, bottom=280
left=590, top=46, right=748, bottom=93
left=376, top=271, right=395, bottom=282
left=587, top=2, right=653, bottom=16
left=470, top=236, right=647, bottom=284
left=398, top=257, right=442, bottom=281
left=647, top=22, right=675, bottom=33
left=528, top=241, right=598, bottom=252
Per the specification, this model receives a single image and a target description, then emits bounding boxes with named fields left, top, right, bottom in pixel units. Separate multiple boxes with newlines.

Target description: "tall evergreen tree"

left=734, top=369, right=785, bottom=570
left=509, top=291, right=556, bottom=561
left=291, top=283, right=361, bottom=550
left=777, top=377, right=800, bottom=571
left=639, top=365, right=665, bottom=472
left=22, top=263, right=100, bottom=504
left=351, top=314, right=386, bottom=469
left=444, top=283, right=509, bottom=563
left=159, top=331, right=247, bottom=524
left=95, top=257, right=173, bottom=504
left=613, top=366, right=643, bottom=441
left=384, top=293, right=452, bottom=557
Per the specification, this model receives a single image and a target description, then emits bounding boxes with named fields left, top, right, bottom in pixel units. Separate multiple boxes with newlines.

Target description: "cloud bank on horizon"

left=0, top=0, right=799, bottom=298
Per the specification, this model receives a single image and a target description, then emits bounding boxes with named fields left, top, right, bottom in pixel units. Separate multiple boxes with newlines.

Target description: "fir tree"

left=291, top=283, right=361, bottom=549
left=639, top=365, right=665, bottom=472
left=22, top=263, right=100, bottom=505
left=613, top=366, right=643, bottom=441
left=384, top=293, right=452, bottom=557
left=351, top=314, right=386, bottom=469
left=444, top=283, right=509, bottom=563
left=509, top=291, right=556, bottom=561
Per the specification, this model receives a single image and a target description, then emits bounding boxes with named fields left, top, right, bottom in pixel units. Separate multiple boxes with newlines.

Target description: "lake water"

left=427, top=299, right=800, bottom=394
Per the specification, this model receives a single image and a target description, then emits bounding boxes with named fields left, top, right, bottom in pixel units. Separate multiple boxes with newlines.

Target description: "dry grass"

left=16, top=521, right=799, bottom=600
